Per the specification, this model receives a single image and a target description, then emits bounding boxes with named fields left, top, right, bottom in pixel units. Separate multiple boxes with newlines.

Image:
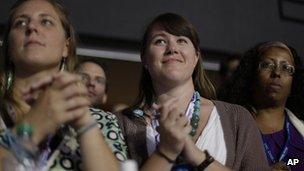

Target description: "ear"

left=102, top=94, right=108, bottom=104
left=62, top=38, right=70, bottom=58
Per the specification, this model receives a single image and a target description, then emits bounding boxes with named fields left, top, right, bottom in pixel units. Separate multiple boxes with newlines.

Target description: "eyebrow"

left=12, top=13, right=56, bottom=22
left=263, top=58, right=293, bottom=65
left=150, top=33, right=167, bottom=40
left=12, top=14, right=29, bottom=21
left=39, top=13, right=56, bottom=20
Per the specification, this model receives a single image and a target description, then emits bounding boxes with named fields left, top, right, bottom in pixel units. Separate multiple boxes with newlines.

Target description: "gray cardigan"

left=116, top=100, right=270, bottom=171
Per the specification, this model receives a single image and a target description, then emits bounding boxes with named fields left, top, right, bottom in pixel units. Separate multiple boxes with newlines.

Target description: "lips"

left=267, top=82, right=283, bottom=91
left=24, top=40, right=45, bottom=47
left=162, top=57, right=182, bottom=63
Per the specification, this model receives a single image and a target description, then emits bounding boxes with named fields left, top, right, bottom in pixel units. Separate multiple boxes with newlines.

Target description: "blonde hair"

left=0, top=0, right=78, bottom=124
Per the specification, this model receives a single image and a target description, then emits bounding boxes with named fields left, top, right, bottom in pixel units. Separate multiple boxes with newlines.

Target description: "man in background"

left=219, top=55, right=241, bottom=85
left=76, top=59, right=108, bottom=109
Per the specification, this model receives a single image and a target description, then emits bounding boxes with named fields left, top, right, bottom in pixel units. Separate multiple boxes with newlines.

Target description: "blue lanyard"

left=262, top=118, right=291, bottom=163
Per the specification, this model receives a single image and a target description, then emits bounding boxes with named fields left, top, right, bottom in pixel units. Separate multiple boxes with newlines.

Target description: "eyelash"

left=13, top=20, right=27, bottom=28
left=177, top=38, right=187, bottom=44
left=153, top=38, right=188, bottom=45
left=154, top=39, right=166, bottom=45
left=12, top=18, right=54, bottom=28
left=41, top=19, right=54, bottom=26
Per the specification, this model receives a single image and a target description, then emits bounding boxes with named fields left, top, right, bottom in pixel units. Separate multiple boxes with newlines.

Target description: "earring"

left=59, top=57, right=67, bottom=71
left=6, top=69, right=13, bottom=92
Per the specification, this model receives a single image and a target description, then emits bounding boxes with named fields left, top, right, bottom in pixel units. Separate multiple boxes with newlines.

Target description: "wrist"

left=15, top=120, right=45, bottom=146
left=71, top=110, right=93, bottom=130
left=76, top=121, right=98, bottom=138
left=192, top=149, right=206, bottom=166
left=156, top=145, right=178, bottom=163
left=196, top=150, right=215, bottom=170
left=13, top=123, right=39, bottom=153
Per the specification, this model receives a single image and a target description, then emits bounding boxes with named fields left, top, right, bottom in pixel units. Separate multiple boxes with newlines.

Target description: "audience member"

left=219, top=41, right=304, bottom=171
left=116, top=13, right=269, bottom=171
left=0, top=0, right=119, bottom=170
left=76, top=59, right=108, bottom=108
left=219, top=55, right=241, bottom=85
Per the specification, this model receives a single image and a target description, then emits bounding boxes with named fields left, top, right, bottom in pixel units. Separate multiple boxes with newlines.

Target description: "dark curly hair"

left=218, top=41, right=304, bottom=119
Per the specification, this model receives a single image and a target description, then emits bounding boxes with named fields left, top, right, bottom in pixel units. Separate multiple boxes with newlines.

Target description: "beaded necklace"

left=189, top=91, right=201, bottom=137
left=133, top=91, right=201, bottom=144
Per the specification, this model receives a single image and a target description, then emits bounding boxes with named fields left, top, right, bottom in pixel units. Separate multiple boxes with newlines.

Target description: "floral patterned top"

left=0, top=108, right=128, bottom=171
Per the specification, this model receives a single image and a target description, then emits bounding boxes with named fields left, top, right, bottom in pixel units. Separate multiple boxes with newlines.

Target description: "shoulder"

left=213, top=100, right=249, bottom=113
left=89, top=108, right=118, bottom=121
left=114, top=108, right=144, bottom=125
left=212, top=100, right=256, bottom=129
left=213, top=100, right=253, bottom=119
left=88, top=108, right=121, bottom=131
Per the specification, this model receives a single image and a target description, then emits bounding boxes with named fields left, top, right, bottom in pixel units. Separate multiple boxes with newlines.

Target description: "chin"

left=265, top=94, right=286, bottom=104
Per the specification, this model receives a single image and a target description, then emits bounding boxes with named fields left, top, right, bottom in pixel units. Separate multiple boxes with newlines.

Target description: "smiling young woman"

left=116, top=13, right=269, bottom=171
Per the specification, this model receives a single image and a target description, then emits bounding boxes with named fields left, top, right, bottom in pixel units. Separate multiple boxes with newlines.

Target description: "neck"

left=153, top=78, right=195, bottom=113
left=254, top=105, right=286, bottom=134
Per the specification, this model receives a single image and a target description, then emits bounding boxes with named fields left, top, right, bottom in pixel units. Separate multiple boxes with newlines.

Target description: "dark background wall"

left=1, top=0, right=303, bottom=56
left=0, top=0, right=303, bottom=109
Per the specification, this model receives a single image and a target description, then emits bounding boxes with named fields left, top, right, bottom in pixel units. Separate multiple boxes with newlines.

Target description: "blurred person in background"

left=219, top=55, right=241, bottom=86
left=76, top=59, right=108, bottom=109
left=76, top=59, right=128, bottom=162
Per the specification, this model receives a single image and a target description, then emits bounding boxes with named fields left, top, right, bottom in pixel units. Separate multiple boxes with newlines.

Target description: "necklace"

left=189, top=91, right=201, bottom=137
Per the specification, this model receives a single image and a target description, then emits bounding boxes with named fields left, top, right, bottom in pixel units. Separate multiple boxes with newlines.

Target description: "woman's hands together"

left=20, top=71, right=92, bottom=145
left=153, top=98, right=192, bottom=161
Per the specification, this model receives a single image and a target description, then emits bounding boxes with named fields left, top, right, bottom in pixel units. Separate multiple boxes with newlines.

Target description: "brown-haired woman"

left=0, top=0, right=118, bottom=170
left=116, top=13, right=270, bottom=171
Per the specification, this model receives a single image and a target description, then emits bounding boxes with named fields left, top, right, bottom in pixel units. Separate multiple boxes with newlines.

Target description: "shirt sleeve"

left=90, top=108, right=128, bottom=162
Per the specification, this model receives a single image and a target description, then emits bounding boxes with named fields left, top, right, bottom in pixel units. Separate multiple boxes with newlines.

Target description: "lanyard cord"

left=262, top=117, right=291, bottom=163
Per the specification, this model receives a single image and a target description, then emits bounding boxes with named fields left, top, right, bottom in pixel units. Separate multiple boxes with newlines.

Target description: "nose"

left=165, top=41, right=178, bottom=55
left=25, top=21, right=38, bottom=35
left=88, top=77, right=96, bottom=87
left=271, top=66, right=282, bottom=78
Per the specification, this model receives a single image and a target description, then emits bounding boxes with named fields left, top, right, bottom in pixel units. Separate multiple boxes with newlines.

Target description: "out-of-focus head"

left=136, top=13, right=216, bottom=107
left=76, top=59, right=108, bottom=108
left=2, top=0, right=77, bottom=75
left=219, top=55, right=241, bottom=83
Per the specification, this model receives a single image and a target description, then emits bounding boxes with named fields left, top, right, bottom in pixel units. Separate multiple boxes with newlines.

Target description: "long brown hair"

left=134, top=13, right=216, bottom=109
left=0, top=0, right=78, bottom=125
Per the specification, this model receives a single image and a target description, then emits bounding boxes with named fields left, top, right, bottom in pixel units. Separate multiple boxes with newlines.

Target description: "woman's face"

left=8, top=0, right=68, bottom=72
left=253, top=47, right=294, bottom=106
left=143, top=25, right=199, bottom=85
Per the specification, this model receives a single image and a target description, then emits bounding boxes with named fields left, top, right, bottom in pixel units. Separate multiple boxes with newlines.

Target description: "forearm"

left=79, top=126, right=119, bottom=171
